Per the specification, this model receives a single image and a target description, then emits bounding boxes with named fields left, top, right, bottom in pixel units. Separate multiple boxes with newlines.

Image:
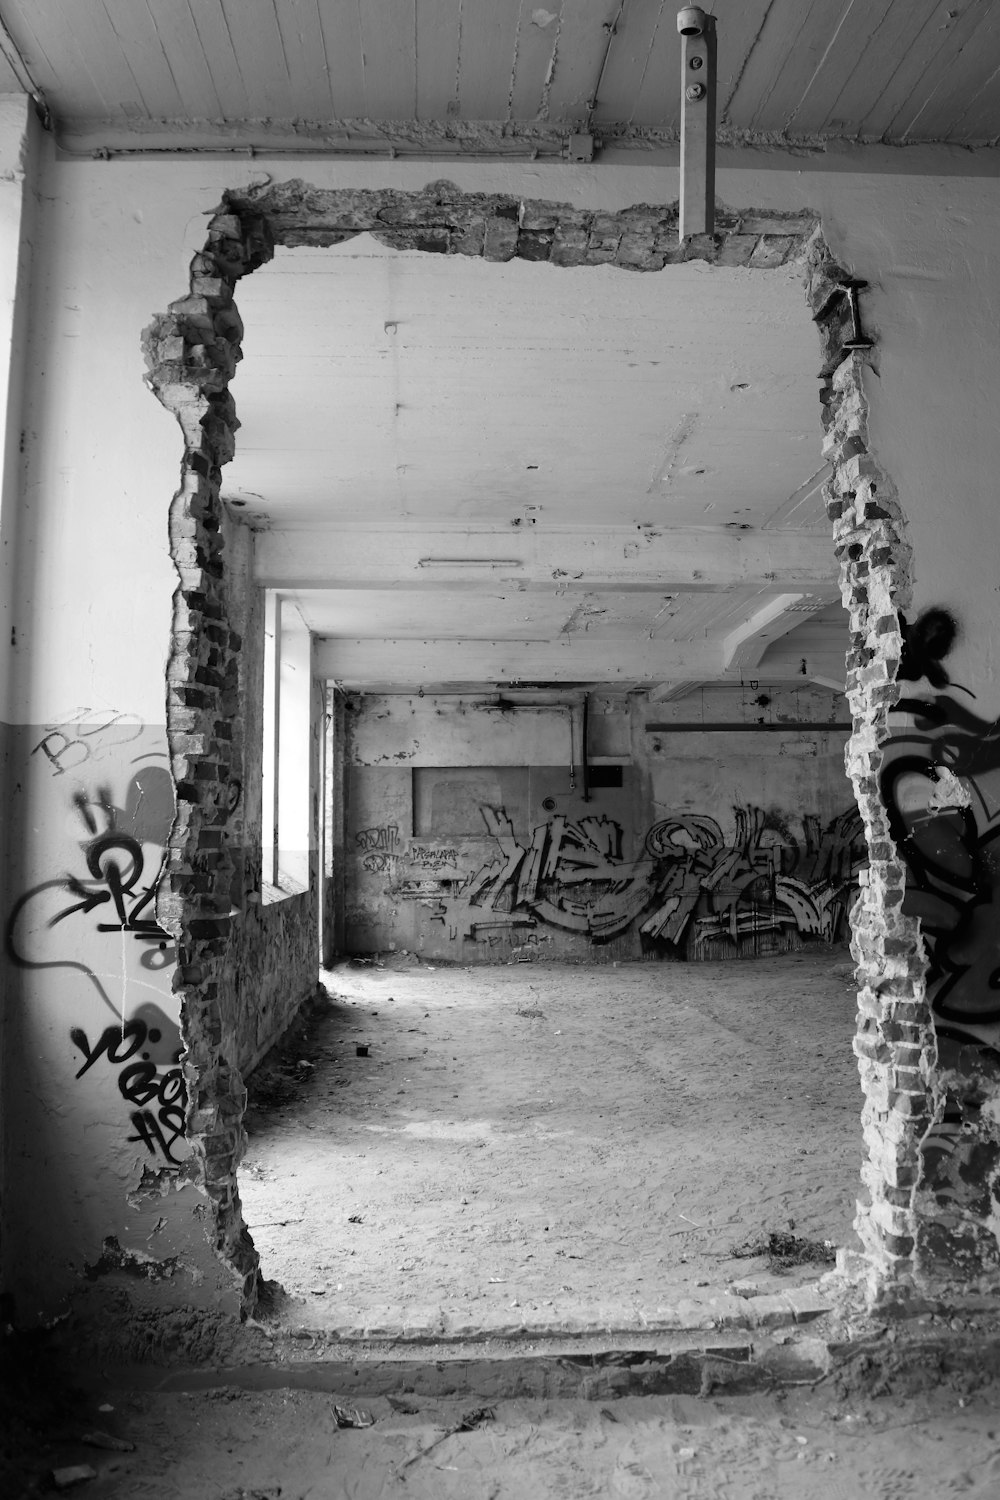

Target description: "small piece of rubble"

left=52, top=1467, right=98, bottom=1490
left=80, top=1430, right=135, bottom=1452
left=730, top=1229, right=836, bottom=1272
left=333, top=1403, right=375, bottom=1428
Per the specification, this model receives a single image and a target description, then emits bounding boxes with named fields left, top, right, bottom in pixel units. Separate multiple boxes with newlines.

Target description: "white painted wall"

left=5, top=138, right=1000, bottom=1319
left=15, top=143, right=990, bottom=716
left=0, top=95, right=39, bottom=722
left=346, top=694, right=576, bottom=767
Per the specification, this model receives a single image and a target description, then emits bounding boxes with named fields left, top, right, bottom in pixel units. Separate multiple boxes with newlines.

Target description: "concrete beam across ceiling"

left=315, top=636, right=722, bottom=684
left=315, top=640, right=847, bottom=687
left=254, top=526, right=837, bottom=593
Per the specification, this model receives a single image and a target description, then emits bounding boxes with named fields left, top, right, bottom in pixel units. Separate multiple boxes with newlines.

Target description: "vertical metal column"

left=678, top=8, right=717, bottom=240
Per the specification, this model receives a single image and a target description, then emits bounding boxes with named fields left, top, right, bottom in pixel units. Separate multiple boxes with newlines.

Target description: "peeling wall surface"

left=5, top=141, right=1000, bottom=1322
left=343, top=688, right=857, bottom=964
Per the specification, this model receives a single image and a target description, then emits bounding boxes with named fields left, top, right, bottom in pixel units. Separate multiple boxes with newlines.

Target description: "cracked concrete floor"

left=238, top=949, right=862, bottom=1335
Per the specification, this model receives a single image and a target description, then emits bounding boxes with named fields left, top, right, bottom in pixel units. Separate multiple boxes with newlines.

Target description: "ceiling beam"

left=256, top=526, right=837, bottom=592
left=723, top=592, right=804, bottom=670
left=648, top=681, right=705, bottom=704
left=54, top=118, right=578, bottom=160
left=721, top=591, right=848, bottom=675
left=316, top=636, right=850, bottom=686
left=316, top=636, right=722, bottom=685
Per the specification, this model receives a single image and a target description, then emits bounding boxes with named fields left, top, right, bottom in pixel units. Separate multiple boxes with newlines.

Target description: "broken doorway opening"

left=144, top=181, right=929, bottom=1323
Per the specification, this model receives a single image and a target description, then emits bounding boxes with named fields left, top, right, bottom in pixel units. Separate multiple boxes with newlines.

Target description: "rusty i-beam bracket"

left=840, top=279, right=874, bottom=351
left=678, top=8, right=717, bottom=241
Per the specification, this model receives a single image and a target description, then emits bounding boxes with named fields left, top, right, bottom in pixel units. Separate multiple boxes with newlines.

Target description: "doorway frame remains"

left=144, top=181, right=925, bottom=1316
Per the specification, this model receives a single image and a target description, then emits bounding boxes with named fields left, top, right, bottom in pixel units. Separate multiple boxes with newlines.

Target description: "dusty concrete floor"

left=9, top=951, right=1000, bottom=1498
left=240, top=949, right=861, bottom=1335
left=11, top=1367, right=1000, bottom=1499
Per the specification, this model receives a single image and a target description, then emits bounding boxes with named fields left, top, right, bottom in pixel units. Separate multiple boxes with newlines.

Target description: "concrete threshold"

left=97, top=1315, right=1000, bottom=1407
left=101, top=1283, right=838, bottom=1404
left=108, top=1328, right=834, bottom=1402
left=83, top=1280, right=1000, bottom=1409
left=261, top=1281, right=834, bottom=1346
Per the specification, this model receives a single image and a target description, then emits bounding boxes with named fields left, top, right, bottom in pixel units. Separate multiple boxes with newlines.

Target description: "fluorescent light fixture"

left=417, top=558, right=523, bottom=568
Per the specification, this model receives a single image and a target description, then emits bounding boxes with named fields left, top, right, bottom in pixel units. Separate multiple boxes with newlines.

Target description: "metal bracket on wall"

left=812, top=279, right=875, bottom=353
left=566, top=132, right=595, bottom=162
left=840, top=280, right=874, bottom=351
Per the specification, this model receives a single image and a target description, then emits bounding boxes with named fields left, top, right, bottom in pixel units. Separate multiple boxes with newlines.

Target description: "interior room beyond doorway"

left=240, top=950, right=858, bottom=1335
left=219, top=205, right=862, bottom=1323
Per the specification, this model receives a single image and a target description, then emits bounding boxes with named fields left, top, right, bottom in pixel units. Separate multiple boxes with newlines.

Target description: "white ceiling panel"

left=223, top=232, right=845, bottom=690
left=226, top=238, right=823, bottom=529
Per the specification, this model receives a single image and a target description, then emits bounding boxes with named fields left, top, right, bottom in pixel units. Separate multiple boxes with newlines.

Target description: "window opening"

left=262, top=591, right=312, bottom=900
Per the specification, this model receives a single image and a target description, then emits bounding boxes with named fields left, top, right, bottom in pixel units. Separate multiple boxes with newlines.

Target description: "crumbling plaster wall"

left=4, top=142, right=1000, bottom=1324
left=343, top=687, right=856, bottom=964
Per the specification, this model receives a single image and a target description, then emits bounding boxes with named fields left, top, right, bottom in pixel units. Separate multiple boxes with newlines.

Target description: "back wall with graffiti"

left=341, top=692, right=861, bottom=964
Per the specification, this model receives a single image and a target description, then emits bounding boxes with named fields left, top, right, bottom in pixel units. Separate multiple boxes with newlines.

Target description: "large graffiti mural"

left=457, top=802, right=865, bottom=956
left=882, top=609, right=1000, bottom=1037
left=641, top=805, right=864, bottom=955
left=5, top=728, right=188, bottom=1164
left=880, top=608, right=1000, bottom=1244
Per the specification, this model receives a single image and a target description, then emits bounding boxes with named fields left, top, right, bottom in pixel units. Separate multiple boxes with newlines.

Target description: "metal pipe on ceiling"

left=645, top=721, right=852, bottom=733
left=677, top=7, right=717, bottom=241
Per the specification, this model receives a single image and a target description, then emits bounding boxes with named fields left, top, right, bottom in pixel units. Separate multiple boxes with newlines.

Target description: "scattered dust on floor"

left=16, top=1378, right=1000, bottom=1499
left=240, top=950, right=861, bottom=1332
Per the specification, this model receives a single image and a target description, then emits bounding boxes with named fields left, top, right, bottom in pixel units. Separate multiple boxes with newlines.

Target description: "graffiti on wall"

left=356, top=824, right=400, bottom=852
left=5, top=749, right=187, bottom=1161
left=882, top=608, right=1000, bottom=1033
left=31, top=707, right=144, bottom=778
left=459, top=802, right=864, bottom=954
left=6, top=771, right=177, bottom=1006
left=468, top=807, right=654, bottom=941
left=639, top=805, right=864, bottom=954
left=410, top=843, right=460, bottom=872
left=70, top=1004, right=186, bottom=1163
left=356, top=823, right=400, bottom=874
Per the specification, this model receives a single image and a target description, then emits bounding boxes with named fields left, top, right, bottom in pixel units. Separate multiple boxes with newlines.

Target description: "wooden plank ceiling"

left=3, top=0, right=1000, bottom=151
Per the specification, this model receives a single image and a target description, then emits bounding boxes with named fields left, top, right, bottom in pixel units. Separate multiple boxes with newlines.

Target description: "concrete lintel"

left=315, top=635, right=721, bottom=686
